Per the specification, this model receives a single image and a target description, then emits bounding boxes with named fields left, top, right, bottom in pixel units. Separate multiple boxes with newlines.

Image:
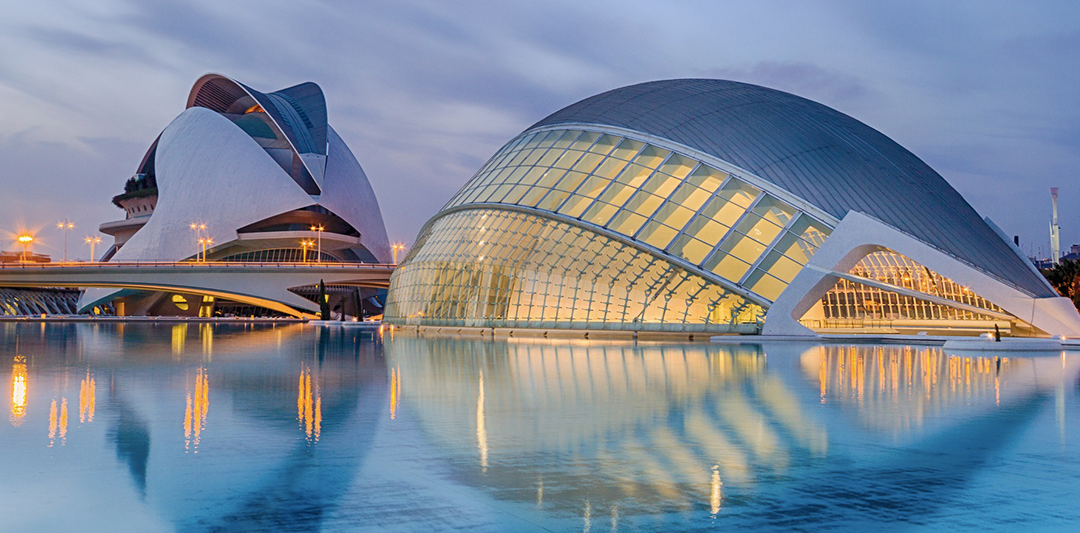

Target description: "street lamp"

left=57, top=220, right=74, bottom=262
left=300, top=239, right=315, bottom=264
left=189, top=222, right=206, bottom=261
left=310, top=225, right=325, bottom=263
left=197, top=237, right=214, bottom=262
left=392, top=243, right=406, bottom=264
left=85, top=235, right=101, bottom=262
left=17, top=234, right=33, bottom=262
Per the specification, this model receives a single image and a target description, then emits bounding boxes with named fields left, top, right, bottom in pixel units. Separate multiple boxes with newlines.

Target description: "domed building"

left=84, top=74, right=391, bottom=317
left=385, top=79, right=1080, bottom=337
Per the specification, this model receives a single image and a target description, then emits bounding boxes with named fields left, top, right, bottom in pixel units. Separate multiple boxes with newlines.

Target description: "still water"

left=2, top=323, right=1079, bottom=532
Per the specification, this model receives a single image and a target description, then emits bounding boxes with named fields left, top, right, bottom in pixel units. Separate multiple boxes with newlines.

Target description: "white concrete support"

left=763, top=211, right=1080, bottom=338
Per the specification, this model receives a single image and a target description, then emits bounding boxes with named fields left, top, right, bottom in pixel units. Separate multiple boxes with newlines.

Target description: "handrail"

left=0, top=261, right=398, bottom=270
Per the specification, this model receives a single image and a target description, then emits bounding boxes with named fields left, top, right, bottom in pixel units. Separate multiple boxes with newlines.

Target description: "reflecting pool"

left=2, top=323, right=1079, bottom=531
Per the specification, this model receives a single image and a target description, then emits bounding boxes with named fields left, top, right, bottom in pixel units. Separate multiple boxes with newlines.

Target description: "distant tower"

left=1050, top=187, right=1061, bottom=265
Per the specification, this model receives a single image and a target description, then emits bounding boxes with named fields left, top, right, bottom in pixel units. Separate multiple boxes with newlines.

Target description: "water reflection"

left=10, top=355, right=27, bottom=426
left=297, top=364, right=322, bottom=444
left=79, top=369, right=95, bottom=424
left=183, top=367, right=209, bottom=453
left=385, top=334, right=1080, bottom=528
left=2, top=323, right=1079, bottom=531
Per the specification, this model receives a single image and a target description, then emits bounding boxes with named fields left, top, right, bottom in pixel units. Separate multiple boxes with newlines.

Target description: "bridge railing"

left=0, top=261, right=397, bottom=270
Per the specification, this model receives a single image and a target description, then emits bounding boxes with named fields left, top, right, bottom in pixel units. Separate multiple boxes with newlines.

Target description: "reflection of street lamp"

left=17, top=235, right=33, bottom=262
left=85, top=236, right=101, bottom=262
left=300, top=239, right=315, bottom=264
left=392, top=243, right=406, bottom=264
left=57, top=220, right=74, bottom=262
left=309, top=225, right=324, bottom=263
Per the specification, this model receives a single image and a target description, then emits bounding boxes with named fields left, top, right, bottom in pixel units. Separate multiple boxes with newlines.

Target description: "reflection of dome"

left=387, top=79, right=1080, bottom=337
left=386, top=335, right=828, bottom=515
left=84, top=74, right=391, bottom=316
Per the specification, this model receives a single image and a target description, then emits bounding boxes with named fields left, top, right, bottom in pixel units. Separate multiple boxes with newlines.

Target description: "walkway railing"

left=0, top=261, right=397, bottom=270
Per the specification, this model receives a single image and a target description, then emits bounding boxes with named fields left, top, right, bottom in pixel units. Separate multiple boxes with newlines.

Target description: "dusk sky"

left=2, top=0, right=1078, bottom=260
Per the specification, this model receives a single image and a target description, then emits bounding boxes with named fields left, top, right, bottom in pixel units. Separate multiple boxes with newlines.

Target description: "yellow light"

left=10, top=356, right=27, bottom=427
left=17, top=235, right=32, bottom=243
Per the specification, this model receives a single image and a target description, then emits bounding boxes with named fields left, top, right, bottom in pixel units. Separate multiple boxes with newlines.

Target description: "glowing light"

left=477, top=369, right=488, bottom=472
left=298, top=366, right=322, bottom=444
left=79, top=370, right=95, bottom=423
left=392, top=243, right=406, bottom=264
left=390, top=366, right=401, bottom=420
left=710, top=465, right=723, bottom=516
left=10, top=356, right=27, bottom=427
left=184, top=367, right=209, bottom=453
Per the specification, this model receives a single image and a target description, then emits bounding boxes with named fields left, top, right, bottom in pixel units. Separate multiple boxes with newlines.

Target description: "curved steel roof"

left=532, top=79, right=1053, bottom=297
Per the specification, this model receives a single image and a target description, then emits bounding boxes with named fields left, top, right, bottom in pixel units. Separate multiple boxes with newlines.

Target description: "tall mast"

left=1050, top=187, right=1060, bottom=265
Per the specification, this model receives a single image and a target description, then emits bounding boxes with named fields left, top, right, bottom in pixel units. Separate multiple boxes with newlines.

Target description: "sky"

left=1, top=0, right=1079, bottom=260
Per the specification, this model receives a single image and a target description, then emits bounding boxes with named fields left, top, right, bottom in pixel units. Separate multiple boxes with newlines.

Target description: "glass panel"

left=608, top=210, right=647, bottom=236
left=657, top=153, right=697, bottom=179
left=536, top=149, right=563, bottom=168
left=745, top=269, right=787, bottom=301
left=788, top=215, right=831, bottom=248
left=554, top=170, right=589, bottom=193
left=668, top=234, right=713, bottom=264
left=519, top=187, right=548, bottom=207
left=633, top=145, right=670, bottom=169
left=610, top=139, right=643, bottom=161
left=521, top=148, right=548, bottom=167
left=536, top=189, right=571, bottom=212
left=552, top=130, right=580, bottom=149
left=592, top=157, right=630, bottom=180
left=752, top=196, right=796, bottom=227
left=582, top=202, right=619, bottom=227
left=503, top=184, right=531, bottom=204
left=684, top=215, right=730, bottom=246
left=735, top=213, right=783, bottom=246
left=701, top=196, right=749, bottom=228
left=571, top=131, right=601, bottom=150
left=637, top=221, right=678, bottom=250
left=719, top=232, right=767, bottom=264
left=614, top=163, right=653, bottom=188
left=623, top=191, right=664, bottom=218
left=557, top=194, right=593, bottom=218
left=685, top=165, right=727, bottom=192
left=598, top=183, right=636, bottom=207
left=652, top=203, right=695, bottom=231
left=577, top=175, right=611, bottom=198
left=640, top=172, right=681, bottom=198
left=756, top=250, right=803, bottom=283
left=570, top=152, right=605, bottom=174
left=706, top=253, right=752, bottom=282
left=552, top=149, right=585, bottom=170
left=668, top=183, right=712, bottom=212
left=536, top=130, right=561, bottom=148
left=590, top=134, right=622, bottom=156
left=719, top=179, right=760, bottom=208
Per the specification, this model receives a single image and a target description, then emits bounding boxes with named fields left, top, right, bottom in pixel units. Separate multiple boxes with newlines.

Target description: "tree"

left=1042, top=259, right=1080, bottom=310
left=318, top=279, right=331, bottom=320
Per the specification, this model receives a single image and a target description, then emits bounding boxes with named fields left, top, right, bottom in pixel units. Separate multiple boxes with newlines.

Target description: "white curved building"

left=85, top=74, right=391, bottom=317
left=385, top=79, right=1080, bottom=337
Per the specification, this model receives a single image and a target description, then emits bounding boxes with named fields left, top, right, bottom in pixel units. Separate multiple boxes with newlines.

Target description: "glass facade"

left=805, top=250, right=1017, bottom=329
left=441, top=128, right=832, bottom=303
left=385, top=209, right=764, bottom=332
left=218, top=248, right=339, bottom=263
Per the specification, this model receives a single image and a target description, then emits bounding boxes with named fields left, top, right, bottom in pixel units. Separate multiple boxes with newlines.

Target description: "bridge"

left=0, top=261, right=395, bottom=318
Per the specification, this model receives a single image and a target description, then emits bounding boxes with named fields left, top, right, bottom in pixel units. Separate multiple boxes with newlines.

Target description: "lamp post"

left=392, top=243, right=406, bottom=264
left=57, top=220, right=74, bottom=262
left=17, top=235, right=33, bottom=262
left=300, top=239, right=314, bottom=264
left=198, top=237, right=213, bottom=262
left=189, top=222, right=206, bottom=261
left=85, top=235, right=101, bottom=262
left=310, top=225, right=324, bottom=263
